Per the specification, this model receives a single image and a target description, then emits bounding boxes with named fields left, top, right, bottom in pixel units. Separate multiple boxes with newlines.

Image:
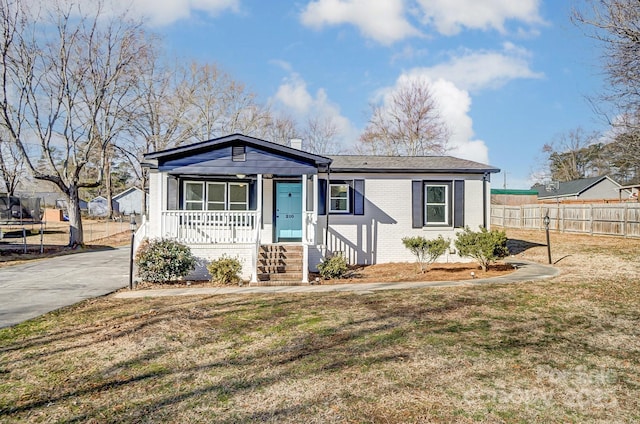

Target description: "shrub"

left=454, top=226, right=509, bottom=272
left=207, top=255, right=243, bottom=285
left=317, top=253, right=348, bottom=279
left=134, top=238, right=196, bottom=283
left=402, top=235, right=450, bottom=273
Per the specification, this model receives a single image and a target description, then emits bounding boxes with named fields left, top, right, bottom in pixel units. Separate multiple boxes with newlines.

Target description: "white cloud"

left=80, top=0, right=240, bottom=26
left=301, top=0, right=544, bottom=45
left=406, top=44, right=543, bottom=92
left=273, top=72, right=358, bottom=150
left=300, top=0, right=543, bottom=43
left=300, top=0, right=420, bottom=45
left=386, top=45, right=541, bottom=163
left=416, top=0, right=543, bottom=35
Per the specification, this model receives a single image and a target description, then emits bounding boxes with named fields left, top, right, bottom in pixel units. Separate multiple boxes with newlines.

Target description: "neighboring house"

left=55, top=198, right=89, bottom=212
left=491, top=189, right=539, bottom=206
left=114, top=187, right=146, bottom=216
left=139, top=134, right=499, bottom=284
left=88, top=196, right=120, bottom=217
left=535, top=176, right=628, bottom=202
left=617, top=183, right=640, bottom=201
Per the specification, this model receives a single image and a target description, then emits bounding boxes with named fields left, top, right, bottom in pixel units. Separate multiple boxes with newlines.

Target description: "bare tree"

left=541, top=128, right=603, bottom=182
left=0, top=0, right=150, bottom=245
left=573, top=1, right=640, bottom=127
left=263, top=112, right=299, bottom=146
left=181, top=63, right=272, bottom=143
left=303, top=115, right=340, bottom=154
left=0, top=130, right=24, bottom=195
left=358, top=79, right=449, bottom=156
left=123, top=55, right=193, bottom=215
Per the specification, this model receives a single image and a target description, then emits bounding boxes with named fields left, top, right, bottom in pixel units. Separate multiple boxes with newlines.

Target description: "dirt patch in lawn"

left=315, top=262, right=514, bottom=285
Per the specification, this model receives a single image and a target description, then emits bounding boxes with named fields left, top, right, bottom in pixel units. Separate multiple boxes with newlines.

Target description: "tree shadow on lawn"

left=507, top=238, right=546, bottom=255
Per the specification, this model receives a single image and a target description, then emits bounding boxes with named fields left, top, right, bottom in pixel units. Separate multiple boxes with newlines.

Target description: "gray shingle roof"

left=327, top=155, right=499, bottom=173
left=534, top=176, right=608, bottom=198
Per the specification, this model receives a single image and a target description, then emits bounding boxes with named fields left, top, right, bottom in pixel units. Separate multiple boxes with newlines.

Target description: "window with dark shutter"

left=454, top=180, right=465, bottom=228
left=411, top=181, right=423, bottom=228
left=353, top=179, right=365, bottom=215
left=318, top=178, right=327, bottom=215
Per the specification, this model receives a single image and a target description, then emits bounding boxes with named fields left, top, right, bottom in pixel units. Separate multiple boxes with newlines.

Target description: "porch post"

left=301, top=174, right=309, bottom=283
left=301, top=174, right=307, bottom=243
left=251, top=173, right=263, bottom=284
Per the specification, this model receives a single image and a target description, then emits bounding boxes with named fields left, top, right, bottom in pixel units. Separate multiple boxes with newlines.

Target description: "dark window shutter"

left=249, top=180, right=257, bottom=210
left=167, top=177, right=178, bottom=210
left=318, top=178, right=327, bottom=215
left=411, top=180, right=423, bottom=228
left=353, top=179, right=365, bottom=215
left=454, top=180, right=465, bottom=228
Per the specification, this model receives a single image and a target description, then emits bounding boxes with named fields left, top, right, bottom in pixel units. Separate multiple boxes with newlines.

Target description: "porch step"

left=255, top=244, right=304, bottom=284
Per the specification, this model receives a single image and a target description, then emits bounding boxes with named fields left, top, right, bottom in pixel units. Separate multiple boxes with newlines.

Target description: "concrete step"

left=257, top=272, right=303, bottom=282
left=258, top=264, right=303, bottom=273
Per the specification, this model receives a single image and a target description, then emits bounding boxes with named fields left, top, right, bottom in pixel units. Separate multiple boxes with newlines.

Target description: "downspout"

left=482, top=172, right=488, bottom=228
left=324, top=167, right=331, bottom=256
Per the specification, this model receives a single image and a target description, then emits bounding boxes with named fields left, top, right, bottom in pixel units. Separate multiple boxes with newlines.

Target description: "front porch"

left=141, top=134, right=334, bottom=284
left=149, top=174, right=321, bottom=284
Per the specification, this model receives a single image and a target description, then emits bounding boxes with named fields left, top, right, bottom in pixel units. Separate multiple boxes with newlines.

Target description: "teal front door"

left=275, top=182, right=303, bottom=241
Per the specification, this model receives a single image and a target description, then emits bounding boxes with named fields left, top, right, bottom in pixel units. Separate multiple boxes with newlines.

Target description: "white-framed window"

left=206, top=182, right=226, bottom=210
left=424, top=183, right=448, bottom=225
left=183, top=181, right=248, bottom=211
left=329, top=182, right=350, bottom=213
left=228, top=183, right=248, bottom=210
left=185, top=182, right=204, bottom=210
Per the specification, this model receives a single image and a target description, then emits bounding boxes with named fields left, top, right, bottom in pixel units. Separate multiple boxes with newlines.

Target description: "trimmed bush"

left=454, top=226, right=509, bottom=272
left=402, top=235, right=450, bottom=273
left=317, top=253, right=348, bottom=279
left=134, top=238, right=196, bottom=283
left=207, top=255, right=243, bottom=285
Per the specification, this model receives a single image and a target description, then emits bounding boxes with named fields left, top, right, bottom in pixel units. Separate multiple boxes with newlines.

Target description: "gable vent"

left=232, top=146, right=246, bottom=162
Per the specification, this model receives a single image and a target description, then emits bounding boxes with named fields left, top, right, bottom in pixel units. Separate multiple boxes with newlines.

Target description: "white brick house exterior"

left=138, top=134, right=499, bottom=284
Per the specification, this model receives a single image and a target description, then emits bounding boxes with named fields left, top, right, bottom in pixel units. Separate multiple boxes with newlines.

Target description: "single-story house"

left=55, top=198, right=89, bottom=212
left=534, top=176, right=628, bottom=202
left=114, top=187, right=146, bottom=216
left=138, top=133, right=499, bottom=284
left=88, top=196, right=120, bottom=217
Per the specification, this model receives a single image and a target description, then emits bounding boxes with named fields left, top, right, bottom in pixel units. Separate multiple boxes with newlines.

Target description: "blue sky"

left=113, top=0, right=607, bottom=189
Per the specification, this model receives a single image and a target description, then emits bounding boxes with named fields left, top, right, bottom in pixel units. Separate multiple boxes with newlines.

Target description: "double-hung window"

left=184, top=181, right=248, bottom=211
left=329, top=183, right=350, bottom=213
left=412, top=180, right=463, bottom=228
left=424, top=183, right=449, bottom=225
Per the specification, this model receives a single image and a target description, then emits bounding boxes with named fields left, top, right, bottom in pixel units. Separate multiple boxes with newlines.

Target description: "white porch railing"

left=133, top=215, right=148, bottom=253
left=161, top=210, right=259, bottom=244
left=303, top=211, right=315, bottom=244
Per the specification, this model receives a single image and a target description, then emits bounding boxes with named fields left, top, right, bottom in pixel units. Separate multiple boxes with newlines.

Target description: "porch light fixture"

left=236, top=173, right=246, bottom=179
left=129, top=214, right=137, bottom=290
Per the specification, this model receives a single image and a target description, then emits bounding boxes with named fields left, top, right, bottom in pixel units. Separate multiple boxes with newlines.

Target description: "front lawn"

left=0, top=229, right=639, bottom=423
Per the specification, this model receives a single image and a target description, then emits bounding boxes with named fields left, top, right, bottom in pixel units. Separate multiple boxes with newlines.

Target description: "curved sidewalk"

left=114, top=259, right=559, bottom=299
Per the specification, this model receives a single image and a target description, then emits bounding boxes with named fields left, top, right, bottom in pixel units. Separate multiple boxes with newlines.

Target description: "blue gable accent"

left=158, top=146, right=319, bottom=176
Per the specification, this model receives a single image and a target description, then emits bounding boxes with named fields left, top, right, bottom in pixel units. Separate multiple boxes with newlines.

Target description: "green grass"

left=1, top=230, right=640, bottom=422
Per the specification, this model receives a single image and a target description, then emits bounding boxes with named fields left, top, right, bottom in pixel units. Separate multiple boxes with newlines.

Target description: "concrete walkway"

left=0, top=247, right=130, bottom=328
left=115, top=259, right=559, bottom=299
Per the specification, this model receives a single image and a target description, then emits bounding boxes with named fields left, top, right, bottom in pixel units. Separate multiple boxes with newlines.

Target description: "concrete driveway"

left=0, top=247, right=130, bottom=328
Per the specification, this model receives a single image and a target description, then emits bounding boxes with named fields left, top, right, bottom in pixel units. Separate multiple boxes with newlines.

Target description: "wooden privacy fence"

left=491, top=203, right=640, bottom=238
